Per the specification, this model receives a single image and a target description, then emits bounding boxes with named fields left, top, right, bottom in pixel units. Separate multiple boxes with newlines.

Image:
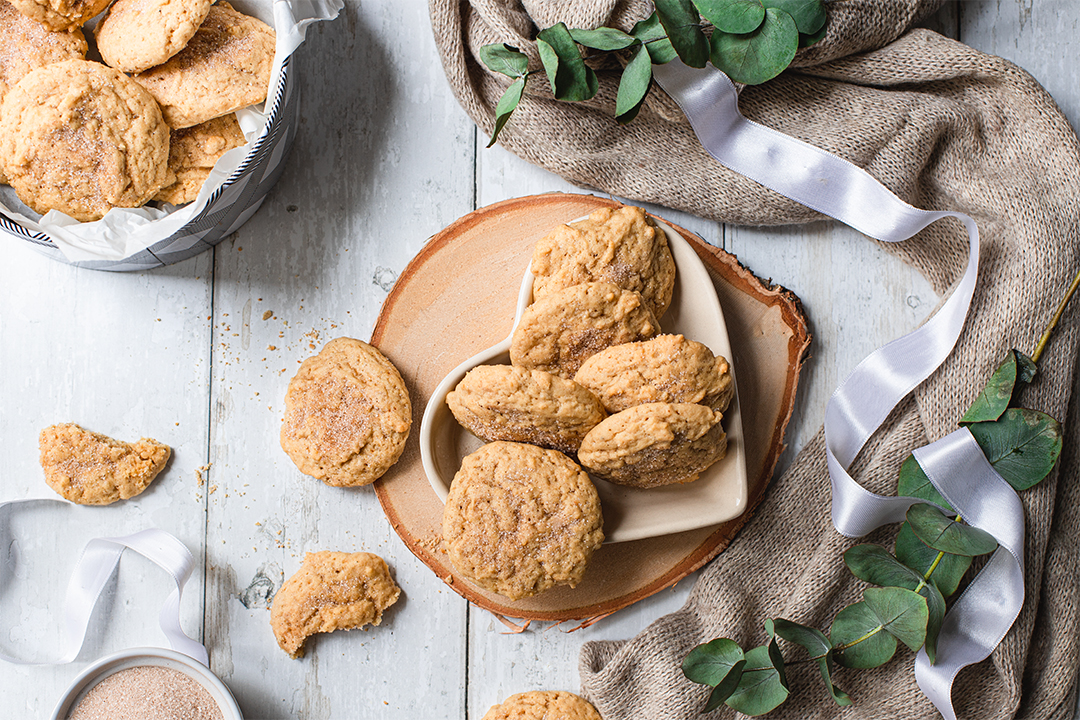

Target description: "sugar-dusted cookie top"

left=482, top=691, right=602, bottom=720
left=133, top=3, right=276, bottom=129
left=578, top=402, right=727, bottom=488
left=154, top=113, right=246, bottom=206
left=280, top=337, right=412, bottom=487
left=574, top=333, right=734, bottom=414
left=0, top=60, right=170, bottom=221
left=270, top=551, right=400, bottom=659
left=7, top=0, right=112, bottom=31
left=96, top=0, right=215, bottom=73
left=446, top=365, right=606, bottom=454
left=531, top=205, right=677, bottom=318
left=39, top=423, right=171, bottom=505
left=510, top=282, right=660, bottom=380
left=443, top=441, right=604, bottom=600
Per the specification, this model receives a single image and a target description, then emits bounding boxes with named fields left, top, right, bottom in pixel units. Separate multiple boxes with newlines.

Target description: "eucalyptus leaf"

left=479, top=43, right=529, bottom=78
left=631, top=13, right=679, bottom=64
left=710, top=6, right=799, bottom=85
left=863, top=586, right=928, bottom=653
left=762, top=0, right=826, bottom=34
left=536, top=23, right=599, bottom=102
left=798, top=23, right=826, bottom=47
left=683, top=637, right=745, bottom=687
left=616, top=43, right=652, bottom=123
left=694, top=0, right=765, bottom=34
left=960, top=350, right=1020, bottom=423
left=486, top=75, right=526, bottom=148
left=895, top=522, right=973, bottom=597
left=1017, top=351, right=1038, bottom=383
left=771, top=619, right=851, bottom=705
left=655, top=0, right=711, bottom=68
left=830, top=601, right=896, bottom=669
left=897, top=453, right=953, bottom=512
left=969, top=407, right=1063, bottom=491
left=703, top=659, right=747, bottom=711
left=725, top=644, right=790, bottom=716
left=569, top=27, right=637, bottom=51
left=907, top=503, right=998, bottom=557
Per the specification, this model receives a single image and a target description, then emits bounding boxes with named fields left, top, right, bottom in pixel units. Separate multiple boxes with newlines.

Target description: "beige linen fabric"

left=429, top=1, right=1080, bottom=718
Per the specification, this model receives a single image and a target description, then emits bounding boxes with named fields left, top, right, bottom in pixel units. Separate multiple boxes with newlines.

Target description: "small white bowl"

left=50, top=647, right=243, bottom=720
left=419, top=215, right=749, bottom=543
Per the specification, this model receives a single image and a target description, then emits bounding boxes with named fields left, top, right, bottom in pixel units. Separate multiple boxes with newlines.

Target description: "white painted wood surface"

left=0, top=1, right=1074, bottom=717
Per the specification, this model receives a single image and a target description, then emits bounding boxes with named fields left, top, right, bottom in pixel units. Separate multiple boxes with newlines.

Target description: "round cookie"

left=39, top=423, right=171, bottom=505
left=155, top=113, right=246, bottom=205
left=133, top=3, right=276, bottom=129
left=7, top=0, right=112, bottom=31
left=442, top=442, right=604, bottom=600
left=578, top=402, right=727, bottom=488
left=96, top=0, right=215, bottom=73
left=510, top=281, right=660, bottom=380
left=482, top=691, right=602, bottom=720
left=280, top=337, right=412, bottom=488
left=574, top=334, right=734, bottom=413
left=270, top=551, right=400, bottom=659
left=0, top=60, right=170, bottom=222
left=446, top=365, right=606, bottom=454
left=531, top=204, right=676, bottom=318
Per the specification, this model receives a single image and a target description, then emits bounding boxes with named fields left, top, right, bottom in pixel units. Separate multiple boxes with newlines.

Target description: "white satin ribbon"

left=654, top=61, right=1026, bottom=719
left=0, top=498, right=209, bottom=667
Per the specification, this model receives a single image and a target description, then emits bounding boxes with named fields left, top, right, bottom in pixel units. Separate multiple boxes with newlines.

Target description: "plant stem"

left=833, top=625, right=883, bottom=651
left=1031, top=264, right=1080, bottom=363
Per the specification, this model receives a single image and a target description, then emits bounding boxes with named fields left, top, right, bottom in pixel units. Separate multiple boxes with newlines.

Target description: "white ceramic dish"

left=50, top=647, right=243, bottom=720
left=419, top=216, right=748, bottom=543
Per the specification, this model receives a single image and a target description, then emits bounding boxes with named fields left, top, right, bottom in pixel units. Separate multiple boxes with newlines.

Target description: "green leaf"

left=897, top=453, right=953, bottom=513
left=895, top=522, right=973, bottom=597
left=762, top=0, right=825, bottom=34
left=907, top=503, right=998, bottom=557
left=683, top=637, right=745, bottom=687
left=798, top=22, right=826, bottom=48
left=830, top=601, right=896, bottom=669
left=969, top=407, right=1063, bottom=491
left=631, top=13, right=679, bottom=64
left=655, top=0, right=710, bottom=68
left=1016, top=352, right=1038, bottom=383
left=693, top=0, right=765, bottom=34
left=961, top=350, right=1020, bottom=423
left=703, top=658, right=747, bottom=711
left=486, top=76, right=526, bottom=148
left=864, top=587, right=928, bottom=653
left=771, top=619, right=850, bottom=705
left=616, top=44, right=652, bottom=123
left=479, top=43, right=529, bottom=78
left=725, top=644, right=789, bottom=716
left=710, top=6, right=799, bottom=85
left=536, top=23, right=599, bottom=102
left=568, top=27, right=638, bottom=51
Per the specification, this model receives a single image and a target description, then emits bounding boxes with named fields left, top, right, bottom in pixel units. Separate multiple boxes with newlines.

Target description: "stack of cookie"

left=442, top=205, right=735, bottom=600
left=0, top=0, right=272, bottom=221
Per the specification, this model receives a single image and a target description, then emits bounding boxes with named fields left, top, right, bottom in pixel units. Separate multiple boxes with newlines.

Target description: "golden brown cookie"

left=578, top=402, right=727, bottom=488
left=270, top=551, right=400, bottom=659
left=280, top=337, right=411, bottom=487
left=96, top=0, right=215, bottom=73
left=446, top=365, right=606, bottom=454
left=443, top=442, right=604, bottom=600
left=510, top=282, right=659, bottom=380
left=39, top=423, right=171, bottom=505
left=531, top=205, right=676, bottom=318
left=574, top=334, right=734, bottom=413
left=133, top=4, right=276, bottom=129
left=482, top=691, right=602, bottom=720
left=154, top=113, right=245, bottom=205
left=0, top=60, right=170, bottom=221
left=7, top=0, right=111, bottom=31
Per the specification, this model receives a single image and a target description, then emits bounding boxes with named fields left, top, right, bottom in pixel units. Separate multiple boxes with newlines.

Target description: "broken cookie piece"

left=270, top=551, right=401, bottom=659
left=39, top=423, right=170, bottom=505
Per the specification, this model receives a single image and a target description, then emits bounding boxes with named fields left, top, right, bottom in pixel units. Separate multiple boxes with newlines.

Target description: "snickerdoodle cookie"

left=482, top=691, right=602, bottom=720
left=270, top=551, right=400, bottom=659
left=531, top=205, right=676, bottom=318
left=574, top=334, right=734, bottom=414
left=133, top=3, right=275, bottom=129
left=510, top=282, right=659, bottom=380
left=446, top=365, right=606, bottom=454
left=443, top=442, right=604, bottom=600
left=154, top=113, right=246, bottom=205
left=578, top=402, right=727, bottom=488
left=8, top=0, right=111, bottom=31
left=39, top=423, right=171, bottom=505
left=280, top=337, right=411, bottom=487
left=0, top=60, right=170, bottom=221
left=96, top=0, right=215, bottom=73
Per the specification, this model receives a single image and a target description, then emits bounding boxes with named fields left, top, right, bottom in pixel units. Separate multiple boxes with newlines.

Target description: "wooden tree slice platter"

left=372, top=193, right=810, bottom=621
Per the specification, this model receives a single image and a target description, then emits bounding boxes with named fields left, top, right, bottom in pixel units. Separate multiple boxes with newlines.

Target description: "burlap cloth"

left=429, top=1, right=1080, bottom=717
